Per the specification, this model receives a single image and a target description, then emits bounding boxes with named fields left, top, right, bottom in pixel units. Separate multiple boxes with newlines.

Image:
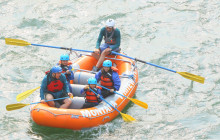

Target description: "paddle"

left=5, top=38, right=205, bottom=84
left=5, top=38, right=93, bottom=53
left=16, top=86, right=40, bottom=102
left=89, top=88, right=136, bottom=122
left=6, top=97, right=69, bottom=111
left=97, top=84, right=148, bottom=109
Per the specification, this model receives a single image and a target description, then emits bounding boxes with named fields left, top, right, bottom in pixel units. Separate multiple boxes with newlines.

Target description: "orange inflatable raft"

left=30, top=53, right=138, bottom=130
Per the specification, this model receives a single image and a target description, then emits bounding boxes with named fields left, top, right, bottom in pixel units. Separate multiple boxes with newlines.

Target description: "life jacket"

left=46, top=73, right=64, bottom=92
left=104, top=28, right=116, bottom=45
left=85, top=86, right=101, bottom=103
left=100, top=67, right=118, bottom=89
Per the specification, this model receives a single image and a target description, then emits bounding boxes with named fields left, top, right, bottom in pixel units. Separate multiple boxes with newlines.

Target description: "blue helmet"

left=51, top=66, right=62, bottom=73
left=88, top=77, right=97, bottom=85
left=103, top=60, right=112, bottom=67
left=60, top=54, right=69, bottom=61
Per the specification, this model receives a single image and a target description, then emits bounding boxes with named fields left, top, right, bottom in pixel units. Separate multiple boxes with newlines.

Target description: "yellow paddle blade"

left=120, top=112, right=136, bottom=122
left=177, top=72, right=205, bottom=84
left=16, top=86, right=40, bottom=102
left=128, top=97, right=148, bottom=109
left=6, top=103, right=30, bottom=111
left=5, top=38, right=31, bottom=46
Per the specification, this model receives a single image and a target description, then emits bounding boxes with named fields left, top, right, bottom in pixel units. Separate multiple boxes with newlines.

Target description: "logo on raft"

left=118, top=70, right=138, bottom=99
left=80, top=101, right=117, bottom=118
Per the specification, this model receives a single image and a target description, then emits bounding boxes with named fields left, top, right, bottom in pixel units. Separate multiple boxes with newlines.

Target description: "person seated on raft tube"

left=95, top=60, right=121, bottom=98
left=92, top=19, right=121, bottom=72
left=40, top=66, right=73, bottom=109
left=80, top=77, right=102, bottom=108
left=57, top=54, right=74, bottom=93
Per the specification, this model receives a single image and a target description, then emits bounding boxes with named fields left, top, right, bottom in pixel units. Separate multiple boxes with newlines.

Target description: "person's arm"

left=97, top=88, right=102, bottom=95
left=110, top=28, right=121, bottom=50
left=96, top=27, right=105, bottom=49
left=70, top=71, right=74, bottom=84
left=80, top=85, right=89, bottom=95
left=40, top=76, right=48, bottom=100
left=95, top=71, right=102, bottom=82
left=61, top=74, right=70, bottom=96
left=112, top=72, right=121, bottom=91
left=96, top=88, right=101, bottom=99
left=80, top=88, right=85, bottom=95
left=68, top=66, right=74, bottom=80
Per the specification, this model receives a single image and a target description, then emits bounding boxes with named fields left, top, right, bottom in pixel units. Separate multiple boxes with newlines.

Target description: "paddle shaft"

left=89, top=88, right=121, bottom=113
left=31, top=43, right=93, bottom=53
left=31, top=97, right=69, bottom=105
left=97, top=84, right=128, bottom=99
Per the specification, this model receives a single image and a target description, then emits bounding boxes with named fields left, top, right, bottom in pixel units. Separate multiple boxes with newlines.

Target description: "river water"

left=0, top=0, right=219, bottom=139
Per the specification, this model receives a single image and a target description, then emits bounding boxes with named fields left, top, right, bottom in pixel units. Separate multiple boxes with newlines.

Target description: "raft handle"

left=102, top=116, right=110, bottom=122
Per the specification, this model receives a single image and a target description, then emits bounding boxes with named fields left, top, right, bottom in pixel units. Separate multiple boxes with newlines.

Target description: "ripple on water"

left=18, top=18, right=46, bottom=29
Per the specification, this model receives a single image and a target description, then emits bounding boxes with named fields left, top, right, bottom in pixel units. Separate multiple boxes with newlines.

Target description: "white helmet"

left=106, top=19, right=115, bottom=27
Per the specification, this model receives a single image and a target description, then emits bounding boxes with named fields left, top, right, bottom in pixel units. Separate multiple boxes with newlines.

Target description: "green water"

left=0, top=0, right=219, bottom=139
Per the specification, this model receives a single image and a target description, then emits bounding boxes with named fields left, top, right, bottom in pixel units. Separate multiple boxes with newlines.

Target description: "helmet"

left=60, top=54, right=69, bottom=61
left=103, top=60, right=112, bottom=67
left=51, top=66, right=62, bottom=73
left=88, top=77, right=97, bottom=85
left=106, top=19, right=115, bottom=27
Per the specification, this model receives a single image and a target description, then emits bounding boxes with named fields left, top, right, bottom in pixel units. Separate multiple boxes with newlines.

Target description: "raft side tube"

left=74, top=72, right=95, bottom=85
left=70, top=84, right=85, bottom=97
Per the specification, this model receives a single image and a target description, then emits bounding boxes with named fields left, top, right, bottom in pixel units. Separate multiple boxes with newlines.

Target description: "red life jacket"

left=85, top=86, right=101, bottom=103
left=47, top=74, right=64, bottom=92
left=100, top=67, right=118, bottom=89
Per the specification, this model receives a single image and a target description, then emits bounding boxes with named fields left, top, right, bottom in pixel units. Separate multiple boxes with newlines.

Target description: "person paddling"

left=40, top=66, right=73, bottom=109
left=57, top=54, right=74, bottom=93
left=92, top=19, right=121, bottom=71
left=95, top=60, right=121, bottom=98
left=81, top=77, right=101, bottom=108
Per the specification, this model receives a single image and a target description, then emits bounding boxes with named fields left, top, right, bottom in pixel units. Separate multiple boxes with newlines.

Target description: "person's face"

left=53, top=72, right=62, bottom=79
left=90, top=84, right=96, bottom=89
left=61, top=60, right=68, bottom=66
left=106, top=27, right=113, bottom=32
left=103, top=67, right=110, bottom=72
